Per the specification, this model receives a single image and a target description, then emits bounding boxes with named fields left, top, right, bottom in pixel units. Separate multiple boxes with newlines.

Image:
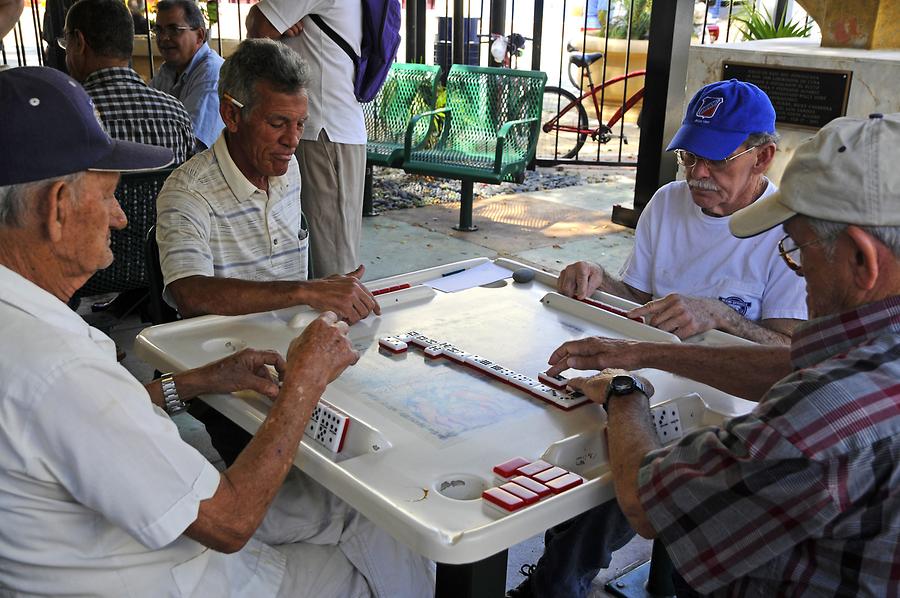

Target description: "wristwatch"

left=160, top=373, right=186, bottom=416
left=604, top=374, right=649, bottom=405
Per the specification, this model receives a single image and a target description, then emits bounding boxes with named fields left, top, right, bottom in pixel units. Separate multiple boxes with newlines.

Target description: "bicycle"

left=537, top=43, right=646, bottom=160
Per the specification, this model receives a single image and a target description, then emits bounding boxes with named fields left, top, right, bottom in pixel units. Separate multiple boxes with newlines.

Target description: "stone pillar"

left=797, top=0, right=900, bottom=49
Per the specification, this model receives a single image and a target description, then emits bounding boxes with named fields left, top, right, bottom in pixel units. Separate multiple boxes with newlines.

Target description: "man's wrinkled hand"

left=304, top=265, right=381, bottom=324
left=627, top=293, right=728, bottom=339
left=284, top=311, right=359, bottom=392
left=199, top=348, right=286, bottom=400
left=557, top=261, right=606, bottom=300
left=547, top=337, right=644, bottom=377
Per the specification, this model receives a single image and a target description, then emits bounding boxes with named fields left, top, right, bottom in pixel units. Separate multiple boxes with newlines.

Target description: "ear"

left=844, top=225, right=880, bottom=291
left=42, top=180, right=72, bottom=243
left=751, top=142, right=776, bottom=175
left=220, top=98, right=241, bottom=132
left=196, top=26, right=207, bottom=46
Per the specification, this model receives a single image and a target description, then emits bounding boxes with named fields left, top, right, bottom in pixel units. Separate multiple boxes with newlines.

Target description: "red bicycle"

left=537, top=46, right=646, bottom=160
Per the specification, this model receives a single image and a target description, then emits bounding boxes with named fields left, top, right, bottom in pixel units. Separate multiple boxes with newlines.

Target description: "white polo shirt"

left=0, top=265, right=285, bottom=595
left=620, top=179, right=808, bottom=322
left=256, top=0, right=366, bottom=145
left=156, top=132, right=308, bottom=305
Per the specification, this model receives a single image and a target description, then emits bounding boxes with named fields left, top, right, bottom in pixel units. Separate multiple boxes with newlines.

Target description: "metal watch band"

left=160, top=373, right=186, bottom=416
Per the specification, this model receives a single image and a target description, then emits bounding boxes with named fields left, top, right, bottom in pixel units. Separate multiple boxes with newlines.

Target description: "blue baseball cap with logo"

left=0, top=67, right=173, bottom=187
left=666, top=79, right=776, bottom=161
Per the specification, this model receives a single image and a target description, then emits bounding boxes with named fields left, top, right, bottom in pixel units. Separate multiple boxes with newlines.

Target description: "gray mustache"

left=688, top=179, right=719, bottom=191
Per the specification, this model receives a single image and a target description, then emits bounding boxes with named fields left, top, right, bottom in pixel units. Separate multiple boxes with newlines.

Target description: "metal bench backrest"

left=363, top=63, right=441, bottom=162
left=441, top=65, right=547, bottom=161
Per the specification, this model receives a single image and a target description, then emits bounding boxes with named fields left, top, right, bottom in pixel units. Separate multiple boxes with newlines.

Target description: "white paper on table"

left=424, top=262, right=512, bottom=292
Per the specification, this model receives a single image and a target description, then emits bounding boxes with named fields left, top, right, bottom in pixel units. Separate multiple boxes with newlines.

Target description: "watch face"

left=611, top=375, right=635, bottom=394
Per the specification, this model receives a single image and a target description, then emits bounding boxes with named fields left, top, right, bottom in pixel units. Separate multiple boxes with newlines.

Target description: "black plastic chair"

left=73, top=168, right=176, bottom=314
left=145, top=224, right=180, bottom=325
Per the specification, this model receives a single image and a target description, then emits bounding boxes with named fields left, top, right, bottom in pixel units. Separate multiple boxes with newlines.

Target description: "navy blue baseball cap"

left=666, top=79, right=776, bottom=161
left=0, top=67, right=173, bottom=186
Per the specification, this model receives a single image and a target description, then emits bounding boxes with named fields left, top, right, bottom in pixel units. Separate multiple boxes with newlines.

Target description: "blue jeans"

left=529, top=499, right=636, bottom=598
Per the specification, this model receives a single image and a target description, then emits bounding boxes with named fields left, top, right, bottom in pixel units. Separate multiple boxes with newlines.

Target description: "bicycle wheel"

left=537, top=86, right=589, bottom=161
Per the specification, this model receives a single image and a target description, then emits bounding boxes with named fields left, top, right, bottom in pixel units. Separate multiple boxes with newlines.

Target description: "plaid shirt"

left=83, top=67, right=194, bottom=164
left=638, top=296, right=900, bottom=597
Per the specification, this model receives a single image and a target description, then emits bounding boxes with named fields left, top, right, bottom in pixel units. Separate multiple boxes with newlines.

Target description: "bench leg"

left=363, top=164, right=378, bottom=217
left=453, top=179, right=478, bottom=232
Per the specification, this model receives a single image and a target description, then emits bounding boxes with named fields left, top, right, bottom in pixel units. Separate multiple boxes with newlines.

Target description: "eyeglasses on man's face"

left=674, top=145, right=757, bottom=172
left=778, top=234, right=834, bottom=274
left=56, top=30, right=73, bottom=50
left=150, top=24, right=197, bottom=38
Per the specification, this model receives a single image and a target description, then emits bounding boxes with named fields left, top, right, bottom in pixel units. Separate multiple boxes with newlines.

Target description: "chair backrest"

left=363, top=63, right=441, bottom=145
left=75, top=167, right=175, bottom=299
left=144, top=224, right=179, bottom=325
left=443, top=65, right=547, bottom=159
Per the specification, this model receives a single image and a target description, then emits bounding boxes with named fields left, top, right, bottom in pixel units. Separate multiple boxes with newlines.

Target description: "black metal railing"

left=1, top=0, right=814, bottom=170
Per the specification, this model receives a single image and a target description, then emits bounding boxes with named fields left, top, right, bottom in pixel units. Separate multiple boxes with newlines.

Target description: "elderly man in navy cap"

left=557, top=79, right=806, bottom=345
left=0, top=67, right=433, bottom=597
left=509, top=80, right=809, bottom=598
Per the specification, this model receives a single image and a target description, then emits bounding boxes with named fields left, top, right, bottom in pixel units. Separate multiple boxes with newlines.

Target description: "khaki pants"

left=296, top=130, right=366, bottom=278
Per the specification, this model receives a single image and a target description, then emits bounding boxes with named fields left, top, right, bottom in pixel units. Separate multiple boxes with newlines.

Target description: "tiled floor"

left=105, top=165, right=651, bottom=596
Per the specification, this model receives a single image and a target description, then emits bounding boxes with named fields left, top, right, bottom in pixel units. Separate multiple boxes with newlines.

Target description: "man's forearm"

left=641, top=343, right=791, bottom=401
left=171, top=276, right=308, bottom=318
left=606, top=393, right=659, bottom=538
left=185, top=378, right=323, bottom=552
left=717, top=312, right=797, bottom=345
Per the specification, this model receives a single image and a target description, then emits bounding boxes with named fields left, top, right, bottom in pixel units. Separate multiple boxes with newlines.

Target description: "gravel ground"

left=370, top=166, right=624, bottom=211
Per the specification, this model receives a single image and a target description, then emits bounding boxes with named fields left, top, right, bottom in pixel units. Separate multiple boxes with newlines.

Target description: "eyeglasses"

left=150, top=24, right=197, bottom=38
left=56, top=31, right=72, bottom=50
left=777, top=234, right=831, bottom=273
left=674, top=145, right=757, bottom=172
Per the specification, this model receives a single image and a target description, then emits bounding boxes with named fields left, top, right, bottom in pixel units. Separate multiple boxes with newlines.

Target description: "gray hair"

left=218, top=38, right=309, bottom=116
left=155, top=0, right=207, bottom=40
left=807, top=216, right=900, bottom=259
left=745, top=132, right=780, bottom=148
left=0, top=173, right=84, bottom=228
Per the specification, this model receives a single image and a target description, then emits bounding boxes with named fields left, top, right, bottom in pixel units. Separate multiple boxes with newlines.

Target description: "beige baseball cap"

left=730, top=112, right=900, bottom=238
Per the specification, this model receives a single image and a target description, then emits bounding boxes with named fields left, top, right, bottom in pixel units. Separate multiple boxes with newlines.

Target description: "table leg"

left=435, top=550, right=508, bottom=598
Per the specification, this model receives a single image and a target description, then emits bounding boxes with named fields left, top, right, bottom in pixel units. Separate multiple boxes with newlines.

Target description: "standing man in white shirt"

left=247, top=0, right=366, bottom=279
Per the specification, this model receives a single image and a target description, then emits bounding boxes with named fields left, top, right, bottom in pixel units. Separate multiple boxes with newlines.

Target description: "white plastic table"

left=135, top=258, right=756, bottom=597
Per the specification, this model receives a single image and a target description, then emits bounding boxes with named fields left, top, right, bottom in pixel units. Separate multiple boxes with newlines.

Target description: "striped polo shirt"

left=156, top=133, right=308, bottom=305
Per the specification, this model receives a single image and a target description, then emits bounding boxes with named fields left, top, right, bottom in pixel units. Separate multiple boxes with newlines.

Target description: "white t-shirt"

left=257, top=0, right=366, bottom=145
left=620, top=180, right=808, bottom=322
left=0, top=265, right=285, bottom=596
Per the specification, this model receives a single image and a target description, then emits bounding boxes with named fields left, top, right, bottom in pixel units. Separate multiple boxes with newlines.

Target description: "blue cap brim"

left=88, top=139, right=174, bottom=174
left=666, top=124, right=749, bottom=161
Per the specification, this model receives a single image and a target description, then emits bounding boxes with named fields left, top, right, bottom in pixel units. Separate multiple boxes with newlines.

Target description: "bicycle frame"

left=543, top=70, right=646, bottom=140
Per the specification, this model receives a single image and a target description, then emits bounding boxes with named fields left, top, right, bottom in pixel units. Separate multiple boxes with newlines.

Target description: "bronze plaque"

left=722, top=62, right=852, bottom=129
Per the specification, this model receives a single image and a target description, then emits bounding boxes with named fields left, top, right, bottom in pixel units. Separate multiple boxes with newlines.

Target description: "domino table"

left=134, top=257, right=757, bottom=597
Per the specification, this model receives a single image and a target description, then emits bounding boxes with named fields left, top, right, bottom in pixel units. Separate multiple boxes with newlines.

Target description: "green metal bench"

left=362, top=63, right=441, bottom=216
left=401, top=65, right=547, bottom=230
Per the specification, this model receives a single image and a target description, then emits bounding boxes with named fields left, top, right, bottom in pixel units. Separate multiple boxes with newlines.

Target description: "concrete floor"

left=105, top=165, right=651, bottom=597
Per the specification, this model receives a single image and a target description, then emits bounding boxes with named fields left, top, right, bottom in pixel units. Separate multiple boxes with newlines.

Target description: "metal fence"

left=1, top=0, right=815, bottom=169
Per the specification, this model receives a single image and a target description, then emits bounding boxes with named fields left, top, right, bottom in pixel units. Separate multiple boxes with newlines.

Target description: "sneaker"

left=506, top=564, right=537, bottom=597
